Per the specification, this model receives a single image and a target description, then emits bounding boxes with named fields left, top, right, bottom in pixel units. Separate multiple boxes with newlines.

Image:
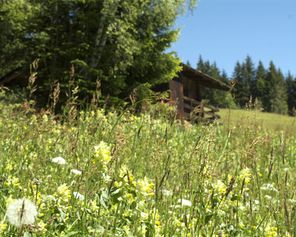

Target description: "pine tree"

left=232, top=62, right=246, bottom=107
left=232, top=56, right=256, bottom=108
left=266, top=62, right=288, bottom=114
left=243, top=56, right=256, bottom=100
left=286, top=73, right=296, bottom=115
left=254, top=61, right=267, bottom=110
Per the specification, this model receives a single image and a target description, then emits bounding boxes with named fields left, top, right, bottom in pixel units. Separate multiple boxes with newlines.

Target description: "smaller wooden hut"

left=169, top=64, right=231, bottom=120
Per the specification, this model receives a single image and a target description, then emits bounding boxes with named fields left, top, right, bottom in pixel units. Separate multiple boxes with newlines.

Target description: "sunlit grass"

left=218, top=108, right=296, bottom=133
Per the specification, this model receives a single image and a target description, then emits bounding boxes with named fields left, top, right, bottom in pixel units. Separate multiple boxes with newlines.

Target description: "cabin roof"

left=0, top=67, right=25, bottom=86
left=181, top=64, right=231, bottom=91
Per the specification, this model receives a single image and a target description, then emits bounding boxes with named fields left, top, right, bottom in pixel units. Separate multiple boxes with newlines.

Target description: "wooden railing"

left=183, top=96, right=220, bottom=122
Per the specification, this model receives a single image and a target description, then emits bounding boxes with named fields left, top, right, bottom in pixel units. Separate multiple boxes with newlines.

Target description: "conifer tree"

left=254, top=61, right=267, bottom=110
left=243, top=56, right=255, bottom=97
left=286, top=73, right=296, bottom=115
left=266, top=62, right=288, bottom=114
left=232, top=61, right=246, bottom=107
left=232, top=56, right=256, bottom=108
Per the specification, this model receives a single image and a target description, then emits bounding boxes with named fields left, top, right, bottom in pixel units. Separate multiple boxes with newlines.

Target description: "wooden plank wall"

left=169, top=79, right=184, bottom=119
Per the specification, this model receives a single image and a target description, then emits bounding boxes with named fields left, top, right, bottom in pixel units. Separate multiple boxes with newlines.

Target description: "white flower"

left=73, top=192, right=85, bottom=201
left=260, top=183, right=278, bottom=193
left=178, top=198, right=192, bottom=207
left=51, top=157, right=66, bottom=165
left=70, top=169, right=82, bottom=175
left=264, top=195, right=272, bottom=201
left=254, top=199, right=260, bottom=205
left=162, top=189, right=173, bottom=197
left=6, top=198, right=38, bottom=227
left=140, top=212, right=149, bottom=219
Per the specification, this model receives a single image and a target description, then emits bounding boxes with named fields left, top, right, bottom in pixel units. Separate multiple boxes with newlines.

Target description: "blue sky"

left=170, top=0, right=296, bottom=77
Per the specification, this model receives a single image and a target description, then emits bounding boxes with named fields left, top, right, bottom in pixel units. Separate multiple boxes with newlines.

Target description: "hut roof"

left=0, top=67, right=25, bottom=86
left=181, top=64, right=231, bottom=91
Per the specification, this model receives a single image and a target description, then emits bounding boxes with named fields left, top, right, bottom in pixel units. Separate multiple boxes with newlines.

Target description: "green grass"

left=219, top=108, right=296, bottom=133
left=0, top=98, right=296, bottom=236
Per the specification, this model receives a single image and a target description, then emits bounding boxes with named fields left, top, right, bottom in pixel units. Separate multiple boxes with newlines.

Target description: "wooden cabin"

left=1, top=64, right=231, bottom=121
left=168, top=64, right=231, bottom=120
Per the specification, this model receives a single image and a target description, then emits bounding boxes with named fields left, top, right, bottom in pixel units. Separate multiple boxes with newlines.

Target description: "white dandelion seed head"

left=70, top=169, right=82, bottom=175
left=178, top=198, right=192, bottom=207
left=73, top=192, right=85, bottom=201
left=51, top=157, right=66, bottom=165
left=6, top=199, right=38, bottom=227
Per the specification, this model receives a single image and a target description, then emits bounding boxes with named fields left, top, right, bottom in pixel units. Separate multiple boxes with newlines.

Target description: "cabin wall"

left=169, top=76, right=204, bottom=119
left=169, top=79, right=184, bottom=119
left=186, top=77, right=202, bottom=101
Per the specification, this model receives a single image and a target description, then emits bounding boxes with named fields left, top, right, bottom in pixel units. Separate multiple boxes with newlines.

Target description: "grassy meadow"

left=218, top=109, right=296, bottom=133
left=0, top=96, right=296, bottom=236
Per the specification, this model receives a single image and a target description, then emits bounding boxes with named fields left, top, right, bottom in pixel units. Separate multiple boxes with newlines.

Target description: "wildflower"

left=213, top=180, right=227, bottom=196
left=70, top=169, right=82, bottom=175
left=4, top=176, right=20, bottom=188
left=57, top=184, right=71, bottom=202
left=260, top=183, right=278, bottom=193
left=51, top=156, right=66, bottom=165
left=140, top=212, right=149, bottom=220
left=94, top=141, right=111, bottom=164
left=73, top=192, right=85, bottom=201
left=265, top=225, right=278, bottom=237
left=162, top=189, right=173, bottom=197
left=6, top=199, right=38, bottom=227
left=178, top=198, right=192, bottom=207
left=239, top=168, right=252, bottom=184
left=264, top=195, right=272, bottom=200
left=137, top=177, right=154, bottom=196
left=0, top=223, right=7, bottom=232
left=42, top=114, right=48, bottom=122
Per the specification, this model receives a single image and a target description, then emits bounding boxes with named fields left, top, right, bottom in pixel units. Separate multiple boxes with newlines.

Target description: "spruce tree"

left=232, top=61, right=246, bottom=107
left=266, top=62, right=288, bottom=114
left=286, top=73, right=296, bottom=115
left=232, top=56, right=255, bottom=108
left=254, top=61, right=267, bottom=110
left=243, top=56, right=256, bottom=101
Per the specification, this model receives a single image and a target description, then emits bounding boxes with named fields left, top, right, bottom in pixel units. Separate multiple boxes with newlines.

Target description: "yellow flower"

left=137, top=177, right=154, bottom=196
left=5, top=163, right=13, bottom=172
left=214, top=180, right=227, bottom=196
left=265, top=225, right=278, bottom=237
left=239, top=168, right=252, bottom=184
left=56, top=184, right=71, bottom=202
left=94, top=141, right=111, bottom=164
left=37, top=220, right=47, bottom=233
left=5, top=176, right=20, bottom=189
left=0, top=223, right=7, bottom=233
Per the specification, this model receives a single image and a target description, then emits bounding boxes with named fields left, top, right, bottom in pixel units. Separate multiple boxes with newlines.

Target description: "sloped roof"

left=0, top=67, right=25, bottom=86
left=181, top=64, right=231, bottom=91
